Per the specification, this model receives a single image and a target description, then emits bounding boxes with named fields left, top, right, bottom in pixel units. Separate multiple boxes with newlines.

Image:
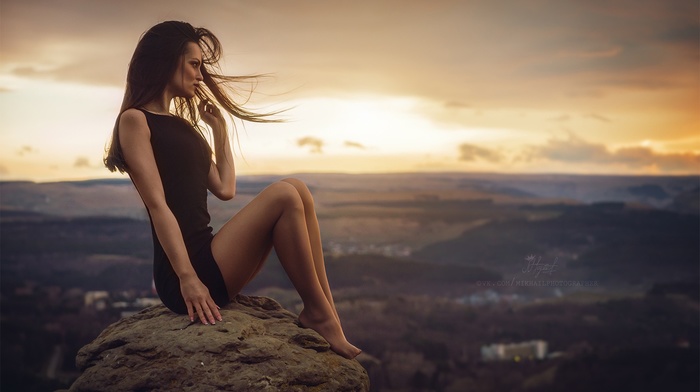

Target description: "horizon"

left=2, top=169, right=699, bottom=185
left=1, top=0, right=698, bottom=182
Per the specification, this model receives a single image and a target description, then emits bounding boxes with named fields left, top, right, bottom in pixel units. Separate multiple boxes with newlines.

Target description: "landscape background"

left=1, top=172, right=698, bottom=391
left=2, top=0, right=699, bottom=390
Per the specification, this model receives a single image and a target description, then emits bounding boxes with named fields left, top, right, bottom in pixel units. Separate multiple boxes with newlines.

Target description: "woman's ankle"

left=300, top=306, right=330, bottom=324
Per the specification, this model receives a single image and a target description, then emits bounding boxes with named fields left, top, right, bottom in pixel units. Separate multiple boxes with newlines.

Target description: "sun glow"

left=253, top=95, right=531, bottom=151
left=0, top=77, right=124, bottom=181
left=1, top=78, right=698, bottom=182
left=240, top=95, right=524, bottom=170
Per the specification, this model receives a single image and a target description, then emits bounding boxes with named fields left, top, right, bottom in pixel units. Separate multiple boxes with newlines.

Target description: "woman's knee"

left=264, top=181, right=304, bottom=212
left=280, top=178, right=314, bottom=208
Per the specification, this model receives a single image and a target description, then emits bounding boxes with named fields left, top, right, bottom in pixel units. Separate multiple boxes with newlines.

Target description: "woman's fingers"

left=186, top=302, right=195, bottom=322
left=197, top=99, right=208, bottom=110
left=181, top=277, right=222, bottom=325
left=208, top=299, right=223, bottom=322
left=193, top=302, right=210, bottom=325
left=198, top=99, right=215, bottom=115
left=190, top=298, right=222, bottom=325
left=197, top=100, right=209, bottom=116
left=197, top=99, right=224, bottom=128
left=202, top=301, right=216, bottom=325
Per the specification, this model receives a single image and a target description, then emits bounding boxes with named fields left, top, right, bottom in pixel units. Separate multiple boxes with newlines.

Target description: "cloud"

left=525, top=133, right=700, bottom=172
left=458, top=144, right=503, bottom=163
left=74, top=156, right=92, bottom=168
left=556, top=46, right=622, bottom=59
left=17, top=145, right=35, bottom=156
left=0, top=0, right=695, bottom=111
left=613, top=147, right=700, bottom=171
left=1, top=0, right=697, bottom=177
left=343, top=141, right=366, bottom=149
left=0, top=164, right=8, bottom=175
left=444, top=101, right=471, bottom=109
left=584, top=113, right=612, bottom=123
left=297, top=137, right=324, bottom=153
left=524, top=134, right=610, bottom=163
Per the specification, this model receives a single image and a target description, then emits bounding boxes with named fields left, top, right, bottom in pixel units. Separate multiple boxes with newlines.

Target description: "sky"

left=0, top=0, right=698, bottom=181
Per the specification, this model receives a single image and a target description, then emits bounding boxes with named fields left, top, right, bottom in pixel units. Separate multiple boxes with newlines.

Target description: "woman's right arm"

left=118, top=108, right=222, bottom=325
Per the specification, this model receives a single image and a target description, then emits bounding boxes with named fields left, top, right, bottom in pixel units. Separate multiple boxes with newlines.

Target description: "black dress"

left=131, top=107, right=230, bottom=314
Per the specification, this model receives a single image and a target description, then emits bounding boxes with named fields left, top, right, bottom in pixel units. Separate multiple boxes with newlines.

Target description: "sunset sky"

left=1, top=0, right=698, bottom=181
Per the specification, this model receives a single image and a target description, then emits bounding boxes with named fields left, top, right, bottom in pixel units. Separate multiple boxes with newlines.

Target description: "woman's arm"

left=200, top=101, right=235, bottom=200
left=119, top=108, right=222, bottom=325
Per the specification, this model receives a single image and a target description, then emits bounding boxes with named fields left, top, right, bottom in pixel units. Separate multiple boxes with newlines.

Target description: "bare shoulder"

left=119, top=108, right=150, bottom=137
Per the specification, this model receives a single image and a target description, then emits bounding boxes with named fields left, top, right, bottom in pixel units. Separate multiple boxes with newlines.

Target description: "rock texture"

left=69, top=295, right=369, bottom=391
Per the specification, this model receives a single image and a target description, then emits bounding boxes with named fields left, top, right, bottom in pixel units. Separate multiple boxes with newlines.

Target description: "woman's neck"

left=143, top=93, right=173, bottom=115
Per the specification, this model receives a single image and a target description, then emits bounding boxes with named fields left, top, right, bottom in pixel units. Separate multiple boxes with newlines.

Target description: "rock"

left=69, top=295, right=369, bottom=391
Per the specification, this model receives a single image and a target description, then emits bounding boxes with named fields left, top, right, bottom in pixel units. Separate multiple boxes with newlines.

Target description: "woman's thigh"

left=210, top=181, right=302, bottom=296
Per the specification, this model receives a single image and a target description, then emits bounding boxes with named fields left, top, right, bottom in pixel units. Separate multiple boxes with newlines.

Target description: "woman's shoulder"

left=118, top=108, right=150, bottom=136
left=120, top=107, right=149, bottom=121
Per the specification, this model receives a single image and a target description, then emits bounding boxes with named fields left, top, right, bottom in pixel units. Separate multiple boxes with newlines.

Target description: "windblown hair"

left=104, top=20, right=277, bottom=173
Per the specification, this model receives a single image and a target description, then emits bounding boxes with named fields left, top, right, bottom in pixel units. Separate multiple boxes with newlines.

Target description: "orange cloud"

left=343, top=141, right=366, bottom=150
left=2, top=0, right=696, bottom=110
left=16, top=145, right=35, bottom=156
left=524, top=134, right=700, bottom=172
left=459, top=144, right=503, bottom=163
left=297, top=136, right=324, bottom=154
left=74, top=157, right=92, bottom=168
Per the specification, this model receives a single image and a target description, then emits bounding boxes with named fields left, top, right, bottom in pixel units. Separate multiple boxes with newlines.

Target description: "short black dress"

left=131, top=107, right=230, bottom=314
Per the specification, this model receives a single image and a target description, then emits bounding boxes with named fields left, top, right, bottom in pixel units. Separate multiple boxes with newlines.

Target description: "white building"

left=481, top=340, right=548, bottom=362
left=84, top=291, right=110, bottom=311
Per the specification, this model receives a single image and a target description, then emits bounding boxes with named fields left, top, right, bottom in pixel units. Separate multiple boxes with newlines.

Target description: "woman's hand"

left=180, top=274, right=223, bottom=325
left=198, top=99, right=225, bottom=130
left=199, top=98, right=236, bottom=200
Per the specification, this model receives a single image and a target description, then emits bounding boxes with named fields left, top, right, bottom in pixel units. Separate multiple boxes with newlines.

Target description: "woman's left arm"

left=201, top=101, right=236, bottom=200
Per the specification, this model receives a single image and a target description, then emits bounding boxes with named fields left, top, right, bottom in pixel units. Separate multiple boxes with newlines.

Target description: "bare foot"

left=299, top=309, right=362, bottom=359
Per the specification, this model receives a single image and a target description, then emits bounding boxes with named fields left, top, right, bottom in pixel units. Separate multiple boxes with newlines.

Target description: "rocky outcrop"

left=68, top=295, right=369, bottom=391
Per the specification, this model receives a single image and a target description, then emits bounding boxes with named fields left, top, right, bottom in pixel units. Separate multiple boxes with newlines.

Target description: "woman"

left=104, top=21, right=361, bottom=359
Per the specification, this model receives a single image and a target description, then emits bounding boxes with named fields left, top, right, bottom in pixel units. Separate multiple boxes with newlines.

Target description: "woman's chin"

left=176, top=92, right=197, bottom=99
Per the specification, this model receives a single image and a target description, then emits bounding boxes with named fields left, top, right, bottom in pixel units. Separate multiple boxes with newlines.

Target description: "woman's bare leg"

left=211, top=181, right=360, bottom=359
left=280, top=178, right=341, bottom=324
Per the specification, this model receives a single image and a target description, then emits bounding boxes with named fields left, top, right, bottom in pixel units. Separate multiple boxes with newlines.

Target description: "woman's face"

left=169, top=42, right=203, bottom=98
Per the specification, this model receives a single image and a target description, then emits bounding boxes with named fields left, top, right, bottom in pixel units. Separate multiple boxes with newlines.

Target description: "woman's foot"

left=299, top=308, right=362, bottom=359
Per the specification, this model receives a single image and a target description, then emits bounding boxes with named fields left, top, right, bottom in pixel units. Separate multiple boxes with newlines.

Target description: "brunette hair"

left=104, top=20, right=276, bottom=173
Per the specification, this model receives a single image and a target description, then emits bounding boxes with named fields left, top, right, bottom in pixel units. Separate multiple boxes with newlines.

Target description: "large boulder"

left=68, top=295, right=369, bottom=391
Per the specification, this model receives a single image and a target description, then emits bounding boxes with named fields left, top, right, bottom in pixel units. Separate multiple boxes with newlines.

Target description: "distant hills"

left=1, top=172, right=697, bottom=295
left=414, top=203, right=699, bottom=289
left=1, top=172, right=697, bottom=218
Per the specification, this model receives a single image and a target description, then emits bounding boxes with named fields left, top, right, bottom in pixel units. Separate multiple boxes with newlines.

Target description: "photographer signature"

left=522, top=254, right=558, bottom=277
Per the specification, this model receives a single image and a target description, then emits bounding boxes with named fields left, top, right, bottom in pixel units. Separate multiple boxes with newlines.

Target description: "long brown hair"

left=104, top=20, right=278, bottom=173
